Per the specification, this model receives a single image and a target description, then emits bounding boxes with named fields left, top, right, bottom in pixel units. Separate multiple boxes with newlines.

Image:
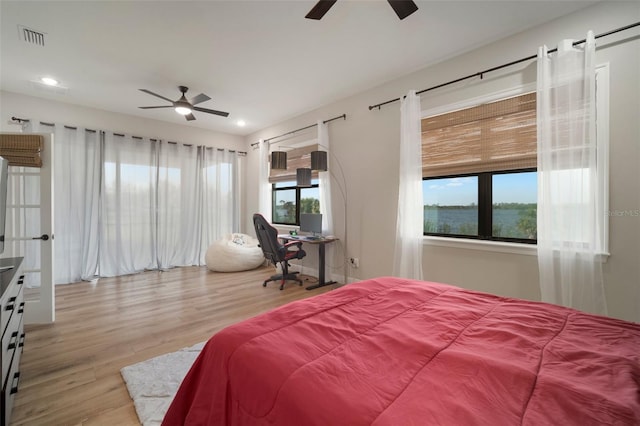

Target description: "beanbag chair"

left=205, top=233, right=265, bottom=272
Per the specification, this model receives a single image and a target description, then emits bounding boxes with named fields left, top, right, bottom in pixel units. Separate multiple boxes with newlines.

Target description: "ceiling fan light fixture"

left=175, top=106, right=192, bottom=115
left=40, top=77, right=59, bottom=86
left=139, top=86, right=229, bottom=120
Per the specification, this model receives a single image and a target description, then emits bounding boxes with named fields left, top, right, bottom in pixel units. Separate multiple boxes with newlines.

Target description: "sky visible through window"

left=424, top=173, right=537, bottom=206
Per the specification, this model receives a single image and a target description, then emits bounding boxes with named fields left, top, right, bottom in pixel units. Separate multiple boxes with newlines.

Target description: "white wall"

left=0, top=90, right=244, bottom=149
left=244, top=2, right=640, bottom=322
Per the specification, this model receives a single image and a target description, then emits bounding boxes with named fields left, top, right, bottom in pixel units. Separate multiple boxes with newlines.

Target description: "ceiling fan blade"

left=139, top=89, right=175, bottom=104
left=193, top=106, right=230, bottom=117
left=305, top=0, right=337, bottom=20
left=190, top=93, right=211, bottom=106
left=139, top=105, right=173, bottom=109
left=387, top=0, right=418, bottom=20
left=185, top=113, right=196, bottom=121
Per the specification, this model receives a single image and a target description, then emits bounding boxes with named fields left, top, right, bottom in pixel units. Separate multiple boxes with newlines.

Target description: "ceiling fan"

left=138, top=86, right=229, bottom=121
left=305, top=0, right=418, bottom=20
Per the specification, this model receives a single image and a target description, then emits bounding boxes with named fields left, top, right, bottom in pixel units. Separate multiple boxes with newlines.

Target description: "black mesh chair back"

left=253, top=213, right=306, bottom=290
left=253, top=213, right=281, bottom=265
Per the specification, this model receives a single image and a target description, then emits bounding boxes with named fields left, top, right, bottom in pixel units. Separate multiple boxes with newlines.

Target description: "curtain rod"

left=250, top=114, right=346, bottom=148
left=12, top=117, right=246, bottom=154
left=368, top=21, right=640, bottom=111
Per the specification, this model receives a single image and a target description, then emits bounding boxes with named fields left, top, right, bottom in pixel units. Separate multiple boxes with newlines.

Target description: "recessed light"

left=40, top=77, right=59, bottom=86
left=236, top=120, right=246, bottom=127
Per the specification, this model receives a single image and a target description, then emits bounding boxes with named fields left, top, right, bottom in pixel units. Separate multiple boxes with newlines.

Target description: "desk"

left=278, top=235, right=338, bottom=290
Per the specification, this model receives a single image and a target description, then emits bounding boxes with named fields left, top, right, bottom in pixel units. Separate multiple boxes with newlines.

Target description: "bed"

left=162, top=276, right=640, bottom=425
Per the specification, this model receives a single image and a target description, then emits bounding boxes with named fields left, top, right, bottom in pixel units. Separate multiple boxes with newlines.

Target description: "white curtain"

left=100, top=132, right=157, bottom=276
left=257, top=139, right=272, bottom=222
left=100, top=137, right=241, bottom=274
left=56, top=126, right=101, bottom=282
left=24, top=123, right=101, bottom=284
left=20, top=123, right=242, bottom=282
left=537, top=31, right=607, bottom=315
left=200, top=148, right=241, bottom=264
left=317, top=120, right=333, bottom=235
left=393, top=90, right=424, bottom=280
left=156, top=141, right=201, bottom=269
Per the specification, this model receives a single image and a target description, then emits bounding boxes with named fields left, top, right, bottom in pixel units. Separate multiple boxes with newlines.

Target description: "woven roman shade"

left=0, top=134, right=44, bottom=167
left=268, top=145, right=319, bottom=183
left=421, top=93, right=536, bottom=177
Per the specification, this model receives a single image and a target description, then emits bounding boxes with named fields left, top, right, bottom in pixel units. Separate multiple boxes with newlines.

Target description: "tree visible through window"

left=272, top=180, right=320, bottom=225
left=492, top=172, right=537, bottom=240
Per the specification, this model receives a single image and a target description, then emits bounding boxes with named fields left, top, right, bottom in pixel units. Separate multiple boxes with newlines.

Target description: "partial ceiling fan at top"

left=305, top=0, right=418, bottom=20
left=138, top=86, right=229, bottom=121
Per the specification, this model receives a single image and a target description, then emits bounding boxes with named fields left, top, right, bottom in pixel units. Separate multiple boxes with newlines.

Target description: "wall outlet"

left=349, top=257, right=359, bottom=268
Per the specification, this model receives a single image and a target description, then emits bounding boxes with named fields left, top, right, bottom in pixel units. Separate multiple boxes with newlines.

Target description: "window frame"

left=423, top=168, right=537, bottom=244
left=271, top=180, right=320, bottom=226
left=421, top=86, right=539, bottom=245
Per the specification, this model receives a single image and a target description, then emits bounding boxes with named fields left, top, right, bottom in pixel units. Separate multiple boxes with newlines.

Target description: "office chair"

left=253, top=213, right=307, bottom=290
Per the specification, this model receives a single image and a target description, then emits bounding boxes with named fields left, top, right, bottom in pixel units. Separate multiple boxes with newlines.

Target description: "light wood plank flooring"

left=10, top=266, right=337, bottom=425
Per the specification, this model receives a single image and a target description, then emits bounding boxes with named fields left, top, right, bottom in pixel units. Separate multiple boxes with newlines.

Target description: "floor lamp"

left=308, top=148, right=349, bottom=285
left=271, top=146, right=349, bottom=284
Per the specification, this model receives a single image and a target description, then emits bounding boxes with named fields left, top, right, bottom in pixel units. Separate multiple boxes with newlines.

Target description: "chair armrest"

left=283, top=241, right=303, bottom=250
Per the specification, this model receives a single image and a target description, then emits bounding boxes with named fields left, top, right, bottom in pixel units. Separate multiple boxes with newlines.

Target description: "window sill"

left=423, top=236, right=610, bottom=262
left=423, top=236, right=537, bottom=256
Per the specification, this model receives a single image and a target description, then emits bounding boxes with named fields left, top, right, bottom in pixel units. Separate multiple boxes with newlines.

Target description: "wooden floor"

left=10, top=266, right=337, bottom=425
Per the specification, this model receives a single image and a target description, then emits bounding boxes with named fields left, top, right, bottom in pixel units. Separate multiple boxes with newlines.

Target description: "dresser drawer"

left=1, top=339, right=22, bottom=426
left=2, top=295, right=23, bottom=382
left=1, top=274, right=24, bottom=337
left=0, top=259, right=24, bottom=426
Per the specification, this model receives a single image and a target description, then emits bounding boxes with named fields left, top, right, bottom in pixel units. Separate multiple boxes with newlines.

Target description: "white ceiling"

left=1, top=0, right=597, bottom=136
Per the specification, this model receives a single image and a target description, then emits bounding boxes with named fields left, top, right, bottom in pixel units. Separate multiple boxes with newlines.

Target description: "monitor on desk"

left=300, top=213, right=322, bottom=236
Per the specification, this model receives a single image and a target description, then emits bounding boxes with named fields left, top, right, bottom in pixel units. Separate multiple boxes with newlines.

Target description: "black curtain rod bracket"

left=368, top=21, right=640, bottom=111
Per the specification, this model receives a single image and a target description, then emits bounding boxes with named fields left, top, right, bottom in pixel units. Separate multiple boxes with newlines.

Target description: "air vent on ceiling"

left=18, top=25, right=46, bottom=46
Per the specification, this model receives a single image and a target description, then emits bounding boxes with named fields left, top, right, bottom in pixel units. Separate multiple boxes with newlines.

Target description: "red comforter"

left=163, top=277, right=640, bottom=425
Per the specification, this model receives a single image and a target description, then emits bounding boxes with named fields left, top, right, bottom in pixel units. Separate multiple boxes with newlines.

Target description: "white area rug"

left=120, top=342, right=205, bottom=426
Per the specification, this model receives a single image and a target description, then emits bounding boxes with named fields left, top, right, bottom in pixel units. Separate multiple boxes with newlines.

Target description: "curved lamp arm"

left=315, top=144, right=349, bottom=285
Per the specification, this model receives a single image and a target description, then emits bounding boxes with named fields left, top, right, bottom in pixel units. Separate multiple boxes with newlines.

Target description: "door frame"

left=1, top=132, right=54, bottom=324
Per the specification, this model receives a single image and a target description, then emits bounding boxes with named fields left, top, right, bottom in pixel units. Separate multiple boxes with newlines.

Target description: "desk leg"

left=306, top=242, right=336, bottom=290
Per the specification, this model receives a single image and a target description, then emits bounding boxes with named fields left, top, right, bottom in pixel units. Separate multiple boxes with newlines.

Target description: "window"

left=421, top=65, right=608, bottom=249
left=424, top=175, right=478, bottom=236
left=492, top=171, right=537, bottom=239
left=103, top=161, right=156, bottom=244
left=270, top=144, right=321, bottom=225
left=422, top=93, right=538, bottom=243
left=272, top=180, right=320, bottom=225
left=423, top=170, right=537, bottom=242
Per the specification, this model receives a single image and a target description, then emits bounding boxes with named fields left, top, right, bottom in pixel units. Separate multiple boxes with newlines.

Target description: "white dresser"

left=0, top=258, right=24, bottom=426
